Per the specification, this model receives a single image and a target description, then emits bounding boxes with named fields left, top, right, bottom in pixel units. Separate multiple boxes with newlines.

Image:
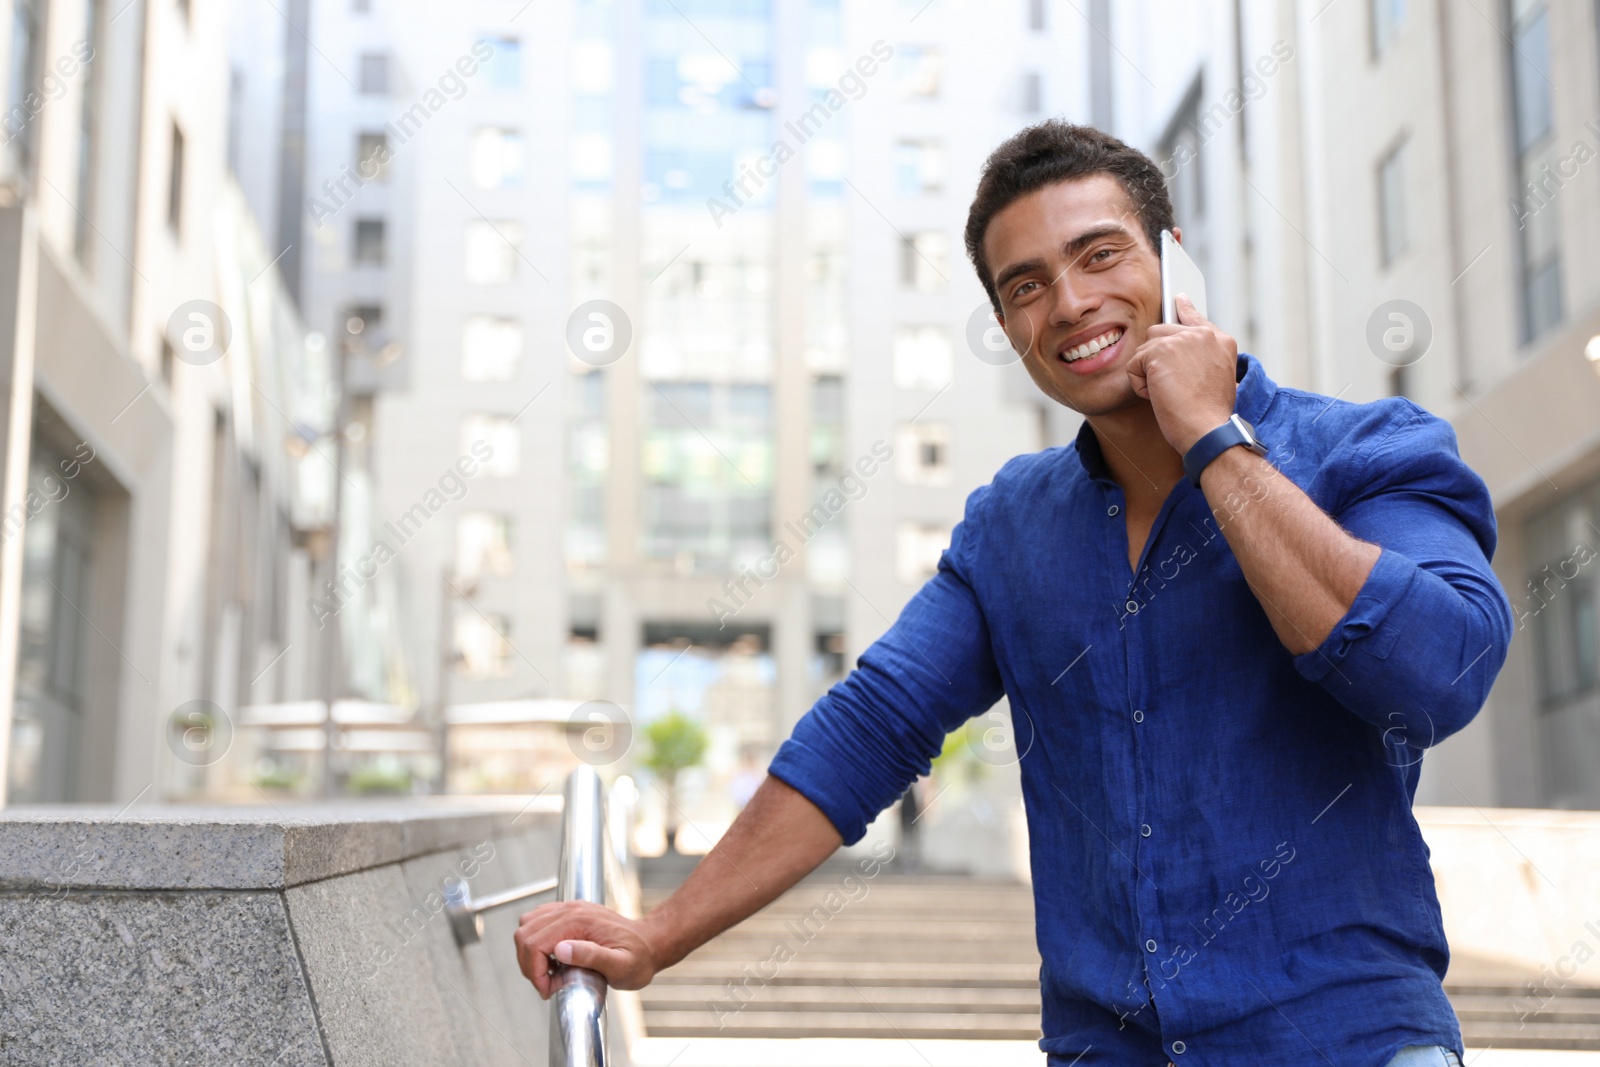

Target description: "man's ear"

left=1171, top=225, right=1183, bottom=247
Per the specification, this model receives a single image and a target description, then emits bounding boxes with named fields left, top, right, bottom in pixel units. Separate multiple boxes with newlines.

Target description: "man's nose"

left=1044, top=270, right=1096, bottom=327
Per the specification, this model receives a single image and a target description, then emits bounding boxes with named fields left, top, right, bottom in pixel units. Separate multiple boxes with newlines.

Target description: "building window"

left=456, top=512, right=514, bottom=582
left=1371, top=0, right=1406, bottom=58
left=464, top=219, right=522, bottom=283
left=4, top=0, right=43, bottom=178
left=75, top=0, right=103, bottom=264
left=894, top=423, right=952, bottom=487
left=471, top=127, right=525, bottom=189
left=352, top=0, right=370, bottom=10
left=1524, top=479, right=1599, bottom=708
left=900, top=232, right=949, bottom=291
left=893, top=140, right=944, bottom=195
left=167, top=122, right=185, bottom=234
left=894, top=46, right=942, bottom=99
left=1377, top=137, right=1408, bottom=267
left=1022, top=70, right=1043, bottom=114
left=461, top=316, right=523, bottom=381
left=459, top=413, right=520, bottom=476
left=896, top=522, right=950, bottom=584
left=482, top=37, right=522, bottom=90
left=357, top=132, right=389, bottom=181
left=454, top=610, right=514, bottom=678
left=1029, top=0, right=1047, bottom=31
left=1509, top=0, right=1560, bottom=343
left=359, top=53, right=389, bottom=94
left=893, top=326, right=953, bottom=390
left=353, top=218, right=386, bottom=265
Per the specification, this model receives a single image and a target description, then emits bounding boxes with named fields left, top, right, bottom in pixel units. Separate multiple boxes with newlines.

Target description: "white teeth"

left=1062, top=328, right=1123, bottom=362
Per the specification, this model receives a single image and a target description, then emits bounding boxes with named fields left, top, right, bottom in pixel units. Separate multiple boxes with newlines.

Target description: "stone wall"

left=0, top=800, right=575, bottom=1065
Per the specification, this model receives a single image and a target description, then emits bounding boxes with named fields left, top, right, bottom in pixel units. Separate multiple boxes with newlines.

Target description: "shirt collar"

left=1072, top=351, right=1277, bottom=483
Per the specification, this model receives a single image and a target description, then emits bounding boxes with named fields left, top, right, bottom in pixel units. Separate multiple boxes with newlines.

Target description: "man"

left=516, top=122, right=1510, bottom=1066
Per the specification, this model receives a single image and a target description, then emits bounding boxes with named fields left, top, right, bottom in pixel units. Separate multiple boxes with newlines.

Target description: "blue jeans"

left=1157, top=1046, right=1461, bottom=1067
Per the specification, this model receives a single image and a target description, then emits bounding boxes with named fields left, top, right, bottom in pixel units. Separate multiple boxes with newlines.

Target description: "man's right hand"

left=514, top=899, right=663, bottom=999
left=510, top=775, right=844, bottom=1000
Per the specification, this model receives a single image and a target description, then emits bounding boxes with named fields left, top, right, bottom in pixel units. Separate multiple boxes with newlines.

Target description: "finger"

left=1175, top=293, right=1208, bottom=327
left=554, top=938, right=635, bottom=982
left=515, top=926, right=551, bottom=999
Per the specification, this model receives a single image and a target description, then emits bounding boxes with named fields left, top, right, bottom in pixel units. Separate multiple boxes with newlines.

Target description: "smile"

left=1057, top=327, right=1124, bottom=364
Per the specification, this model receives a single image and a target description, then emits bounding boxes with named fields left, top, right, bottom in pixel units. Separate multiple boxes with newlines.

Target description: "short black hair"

left=964, top=120, right=1175, bottom=313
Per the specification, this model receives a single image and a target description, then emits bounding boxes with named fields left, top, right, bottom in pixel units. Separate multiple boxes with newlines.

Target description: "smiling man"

left=516, top=121, right=1512, bottom=1066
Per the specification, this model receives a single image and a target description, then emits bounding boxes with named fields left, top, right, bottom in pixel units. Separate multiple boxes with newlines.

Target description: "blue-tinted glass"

left=484, top=37, right=521, bottom=90
left=573, top=95, right=611, bottom=132
left=1512, top=8, right=1552, bottom=153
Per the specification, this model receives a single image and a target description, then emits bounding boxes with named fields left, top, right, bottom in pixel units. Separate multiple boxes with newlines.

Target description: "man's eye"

left=1091, top=248, right=1114, bottom=263
left=1013, top=280, right=1039, bottom=299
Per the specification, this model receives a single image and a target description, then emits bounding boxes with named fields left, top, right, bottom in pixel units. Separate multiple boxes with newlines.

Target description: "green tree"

left=643, top=710, right=708, bottom=853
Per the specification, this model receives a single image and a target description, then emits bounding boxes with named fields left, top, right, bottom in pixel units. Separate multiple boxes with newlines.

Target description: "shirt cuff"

left=1292, top=546, right=1415, bottom=683
left=767, top=736, right=872, bottom=846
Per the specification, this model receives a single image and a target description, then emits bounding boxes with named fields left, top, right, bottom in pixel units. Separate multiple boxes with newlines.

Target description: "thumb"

left=554, top=938, right=633, bottom=978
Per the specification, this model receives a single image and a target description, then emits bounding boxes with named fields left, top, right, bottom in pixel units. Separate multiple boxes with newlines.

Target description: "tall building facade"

left=1101, top=0, right=1600, bottom=809
left=0, top=0, right=331, bottom=804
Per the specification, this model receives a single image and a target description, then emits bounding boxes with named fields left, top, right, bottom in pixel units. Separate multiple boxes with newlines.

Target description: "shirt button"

left=1172, top=1040, right=1187, bottom=1054
left=1145, top=939, right=1157, bottom=952
left=1107, top=504, right=1120, bottom=516
left=1125, top=599, right=1140, bottom=614
left=1132, top=709, right=1144, bottom=723
left=1141, top=823, right=1152, bottom=837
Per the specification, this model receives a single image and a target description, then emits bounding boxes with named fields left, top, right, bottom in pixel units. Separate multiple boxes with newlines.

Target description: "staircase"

left=638, top=861, right=1600, bottom=1051
left=639, top=866, right=1042, bottom=1040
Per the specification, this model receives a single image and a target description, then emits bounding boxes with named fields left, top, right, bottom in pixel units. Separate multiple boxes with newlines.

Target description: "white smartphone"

left=1160, top=229, right=1208, bottom=324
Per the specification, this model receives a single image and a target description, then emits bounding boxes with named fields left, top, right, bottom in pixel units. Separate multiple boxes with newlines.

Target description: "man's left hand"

left=1125, top=293, right=1240, bottom=455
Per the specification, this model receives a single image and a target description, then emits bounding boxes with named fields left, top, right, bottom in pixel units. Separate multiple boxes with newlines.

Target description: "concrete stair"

left=639, top=862, right=1600, bottom=1050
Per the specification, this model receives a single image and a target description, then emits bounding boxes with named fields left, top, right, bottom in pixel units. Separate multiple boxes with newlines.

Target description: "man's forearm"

left=1197, top=445, right=1381, bottom=655
left=642, top=774, right=843, bottom=970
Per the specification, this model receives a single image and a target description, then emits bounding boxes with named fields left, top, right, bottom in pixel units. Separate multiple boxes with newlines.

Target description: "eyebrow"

left=992, top=223, right=1137, bottom=298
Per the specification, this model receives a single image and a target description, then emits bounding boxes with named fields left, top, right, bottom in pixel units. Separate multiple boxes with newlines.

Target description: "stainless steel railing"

left=442, top=765, right=611, bottom=1066
left=549, top=765, right=608, bottom=1067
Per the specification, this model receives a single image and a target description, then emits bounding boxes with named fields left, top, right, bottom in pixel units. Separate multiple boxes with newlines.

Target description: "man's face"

left=984, top=174, right=1169, bottom=417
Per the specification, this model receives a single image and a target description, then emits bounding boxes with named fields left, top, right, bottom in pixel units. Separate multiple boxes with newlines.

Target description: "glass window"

left=1029, top=0, right=1046, bottom=31
left=1509, top=0, right=1561, bottom=343
left=1524, top=477, right=1600, bottom=708
left=454, top=610, right=513, bottom=678
left=482, top=36, right=521, bottom=90
left=5, top=0, right=43, bottom=178
left=357, top=132, right=390, bottom=181
left=461, top=316, right=523, bottom=381
left=459, top=413, right=520, bottom=476
left=1377, top=137, right=1408, bottom=267
left=358, top=53, right=389, bottom=94
left=896, top=522, right=950, bottom=584
left=464, top=220, right=521, bottom=283
left=901, top=232, right=949, bottom=291
left=894, top=46, right=942, bottom=99
left=471, top=127, right=524, bottom=189
left=1021, top=71, right=1043, bottom=114
left=894, top=140, right=944, bottom=195
left=893, top=326, right=953, bottom=390
left=894, top=423, right=951, bottom=487
left=167, top=122, right=184, bottom=233
left=1370, top=0, right=1406, bottom=57
left=353, top=218, right=386, bottom=265
left=456, top=512, right=514, bottom=582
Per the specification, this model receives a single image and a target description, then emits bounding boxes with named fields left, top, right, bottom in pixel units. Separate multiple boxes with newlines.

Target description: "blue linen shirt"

left=768, top=353, right=1514, bottom=1065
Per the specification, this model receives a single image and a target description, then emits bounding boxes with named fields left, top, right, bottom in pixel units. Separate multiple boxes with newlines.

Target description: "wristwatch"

left=1182, top=413, right=1269, bottom=487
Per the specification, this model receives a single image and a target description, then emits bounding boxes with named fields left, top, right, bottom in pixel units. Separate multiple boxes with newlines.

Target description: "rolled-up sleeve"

left=768, top=486, right=1006, bottom=844
left=1293, top=404, right=1514, bottom=745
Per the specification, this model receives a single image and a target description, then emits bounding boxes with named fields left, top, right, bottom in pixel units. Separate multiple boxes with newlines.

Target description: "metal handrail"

left=441, top=766, right=611, bottom=1064
left=549, top=764, right=608, bottom=1067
